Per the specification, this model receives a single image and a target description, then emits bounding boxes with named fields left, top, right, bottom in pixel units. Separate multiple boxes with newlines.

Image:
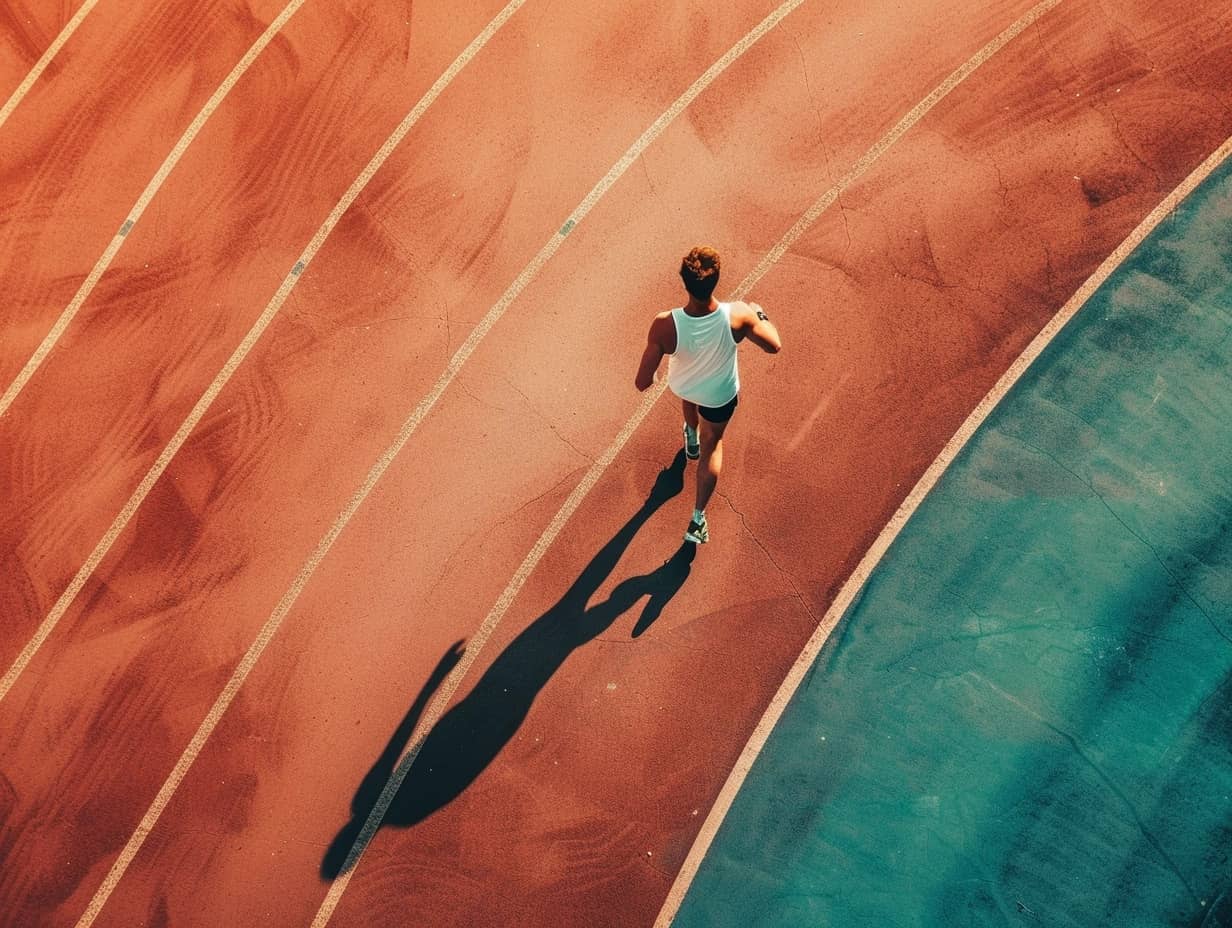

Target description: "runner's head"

left=680, top=246, right=720, bottom=300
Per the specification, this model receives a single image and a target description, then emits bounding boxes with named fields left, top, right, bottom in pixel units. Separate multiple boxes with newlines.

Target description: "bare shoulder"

left=649, top=310, right=676, bottom=334
left=649, top=310, right=677, bottom=352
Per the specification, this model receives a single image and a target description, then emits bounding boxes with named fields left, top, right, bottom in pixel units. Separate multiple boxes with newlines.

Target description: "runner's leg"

left=696, top=417, right=729, bottom=513
left=682, top=399, right=699, bottom=431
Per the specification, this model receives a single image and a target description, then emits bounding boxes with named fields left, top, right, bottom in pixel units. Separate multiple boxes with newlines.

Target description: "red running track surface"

left=1, top=0, right=1230, bottom=925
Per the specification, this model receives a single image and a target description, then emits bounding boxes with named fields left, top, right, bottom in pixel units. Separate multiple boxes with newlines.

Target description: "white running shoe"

left=684, top=513, right=709, bottom=544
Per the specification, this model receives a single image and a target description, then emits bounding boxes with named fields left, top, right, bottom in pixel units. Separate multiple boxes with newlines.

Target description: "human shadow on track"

left=320, top=636, right=466, bottom=879
left=322, top=451, right=695, bottom=878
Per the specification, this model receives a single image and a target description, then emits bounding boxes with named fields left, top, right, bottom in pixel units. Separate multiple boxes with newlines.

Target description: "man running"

left=635, top=245, right=782, bottom=544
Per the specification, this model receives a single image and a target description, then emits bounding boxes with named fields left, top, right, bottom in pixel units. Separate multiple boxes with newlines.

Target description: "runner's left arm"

left=635, top=319, right=665, bottom=391
left=735, top=301, right=782, bottom=353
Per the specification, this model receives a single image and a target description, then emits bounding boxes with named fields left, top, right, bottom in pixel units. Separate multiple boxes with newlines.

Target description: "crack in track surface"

left=1012, top=433, right=1232, bottom=648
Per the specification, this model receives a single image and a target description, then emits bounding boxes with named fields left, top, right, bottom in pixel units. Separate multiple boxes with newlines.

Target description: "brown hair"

left=680, top=246, right=721, bottom=300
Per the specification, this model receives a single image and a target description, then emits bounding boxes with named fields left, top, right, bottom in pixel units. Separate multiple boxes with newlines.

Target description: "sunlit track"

left=52, top=1, right=810, bottom=923
left=652, top=111, right=1232, bottom=928
left=0, top=0, right=101, bottom=133
left=61, top=2, right=533, bottom=923
left=0, top=0, right=309, bottom=420
left=307, top=0, right=1070, bottom=921
left=4, top=0, right=1221, bottom=921
left=0, top=0, right=527, bottom=709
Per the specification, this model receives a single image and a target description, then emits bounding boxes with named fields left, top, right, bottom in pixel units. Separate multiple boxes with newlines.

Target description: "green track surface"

left=676, top=162, right=1232, bottom=927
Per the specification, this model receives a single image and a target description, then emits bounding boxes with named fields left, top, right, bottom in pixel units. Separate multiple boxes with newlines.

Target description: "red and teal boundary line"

left=671, top=155, right=1232, bottom=926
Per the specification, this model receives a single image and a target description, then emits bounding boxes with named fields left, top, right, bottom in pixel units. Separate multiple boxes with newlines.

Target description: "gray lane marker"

left=0, top=0, right=310, bottom=419
left=0, top=0, right=102, bottom=132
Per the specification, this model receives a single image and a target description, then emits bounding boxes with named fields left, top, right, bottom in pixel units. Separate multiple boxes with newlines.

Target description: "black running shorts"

left=699, top=393, right=739, bottom=423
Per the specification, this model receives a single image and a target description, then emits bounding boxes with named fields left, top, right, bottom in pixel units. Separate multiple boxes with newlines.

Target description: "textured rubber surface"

left=0, top=0, right=1230, bottom=925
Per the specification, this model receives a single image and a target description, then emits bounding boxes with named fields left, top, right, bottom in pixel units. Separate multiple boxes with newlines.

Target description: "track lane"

left=64, top=3, right=1182, bottom=921
left=0, top=1, right=803, bottom=923
left=0, top=0, right=291, bottom=389
left=0, top=0, right=98, bottom=130
left=0, top=2, right=73, bottom=98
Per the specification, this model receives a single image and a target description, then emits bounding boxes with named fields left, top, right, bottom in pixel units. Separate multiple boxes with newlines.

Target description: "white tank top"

left=667, top=302, right=739, bottom=407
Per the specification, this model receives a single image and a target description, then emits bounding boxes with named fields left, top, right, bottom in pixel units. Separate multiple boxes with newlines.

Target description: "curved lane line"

left=63, top=1, right=812, bottom=922
left=308, top=4, right=810, bottom=921
left=0, top=0, right=311, bottom=700
left=0, top=0, right=310, bottom=419
left=0, top=0, right=528, bottom=705
left=69, top=2, right=537, bottom=915
left=314, top=0, right=1065, bottom=920
left=0, top=0, right=101, bottom=132
left=655, top=139, right=1232, bottom=928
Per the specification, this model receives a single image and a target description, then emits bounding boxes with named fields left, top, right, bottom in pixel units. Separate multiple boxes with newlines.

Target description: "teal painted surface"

left=677, top=162, right=1232, bottom=927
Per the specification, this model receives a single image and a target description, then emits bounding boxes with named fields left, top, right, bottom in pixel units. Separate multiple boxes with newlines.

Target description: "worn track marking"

left=0, top=0, right=309, bottom=419
left=0, top=0, right=101, bottom=132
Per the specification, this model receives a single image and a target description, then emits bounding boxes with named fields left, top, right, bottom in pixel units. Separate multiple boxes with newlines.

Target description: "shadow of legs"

left=322, top=452, right=694, bottom=876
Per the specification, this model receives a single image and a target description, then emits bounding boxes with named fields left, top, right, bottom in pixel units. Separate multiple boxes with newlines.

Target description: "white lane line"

left=66, top=2, right=812, bottom=923
left=736, top=0, right=1061, bottom=297
left=0, top=0, right=527, bottom=708
left=1, top=0, right=315, bottom=698
left=653, top=134, right=1232, bottom=928
left=0, top=0, right=101, bottom=132
left=309, top=385, right=666, bottom=927
left=315, top=1, right=1077, bottom=918
left=0, top=0, right=310, bottom=419
left=67, top=5, right=534, bottom=917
